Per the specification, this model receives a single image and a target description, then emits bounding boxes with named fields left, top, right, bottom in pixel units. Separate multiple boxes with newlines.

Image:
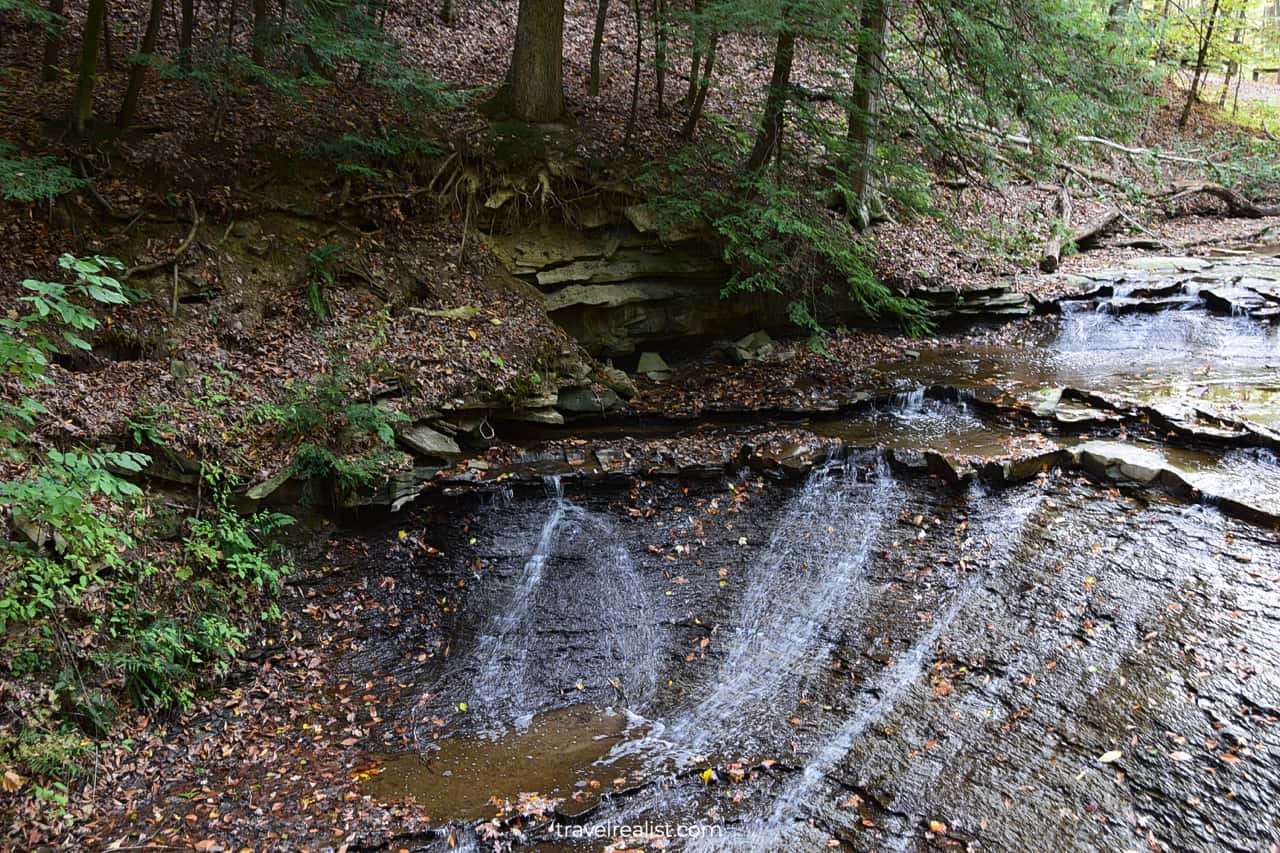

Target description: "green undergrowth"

left=641, top=134, right=932, bottom=343
left=0, top=257, right=294, bottom=811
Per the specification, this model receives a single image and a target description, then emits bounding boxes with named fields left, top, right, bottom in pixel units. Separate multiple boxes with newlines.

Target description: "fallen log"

left=1071, top=206, right=1123, bottom=250
left=1162, top=182, right=1280, bottom=218
left=1039, top=185, right=1073, bottom=272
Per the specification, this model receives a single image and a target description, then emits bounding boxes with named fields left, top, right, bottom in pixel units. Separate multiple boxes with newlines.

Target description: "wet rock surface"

left=279, top=252, right=1280, bottom=852
left=340, top=467, right=1280, bottom=852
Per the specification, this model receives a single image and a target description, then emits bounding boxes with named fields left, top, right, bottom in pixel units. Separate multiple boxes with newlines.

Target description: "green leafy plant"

left=303, top=242, right=343, bottom=319
left=0, top=143, right=88, bottom=203
left=643, top=145, right=931, bottom=339
left=0, top=257, right=293, bottom=791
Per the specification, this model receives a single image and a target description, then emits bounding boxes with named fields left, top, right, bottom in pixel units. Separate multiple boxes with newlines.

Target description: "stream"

left=353, top=255, right=1280, bottom=852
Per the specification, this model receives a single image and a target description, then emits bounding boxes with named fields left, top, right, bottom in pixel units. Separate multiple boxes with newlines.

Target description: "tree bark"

left=1217, top=6, right=1245, bottom=107
left=41, top=0, right=65, bottom=81
left=624, top=0, right=641, bottom=143
left=588, top=0, right=608, bottom=96
left=1039, top=185, right=1073, bottom=272
left=101, top=0, right=114, bottom=70
left=116, top=0, right=164, bottom=127
left=679, top=32, right=716, bottom=138
left=179, top=0, right=194, bottom=70
left=252, top=0, right=269, bottom=65
left=1179, top=0, right=1220, bottom=129
left=684, top=0, right=701, bottom=107
left=653, top=0, right=666, bottom=114
left=846, top=0, right=887, bottom=228
left=507, top=0, right=565, bottom=121
left=1163, top=182, right=1280, bottom=217
left=745, top=27, right=795, bottom=172
left=71, top=0, right=107, bottom=134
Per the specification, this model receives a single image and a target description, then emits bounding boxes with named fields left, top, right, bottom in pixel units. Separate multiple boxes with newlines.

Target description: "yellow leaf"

left=1, top=769, right=24, bottom=792
left=700, top=767, right=714, bottom=784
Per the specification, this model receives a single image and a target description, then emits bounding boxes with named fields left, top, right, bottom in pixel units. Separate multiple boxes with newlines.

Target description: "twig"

left=123, top=194, right=201, bottom=279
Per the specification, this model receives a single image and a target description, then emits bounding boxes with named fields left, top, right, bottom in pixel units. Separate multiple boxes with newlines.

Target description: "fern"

left=0, top=143, right=88, bottom=202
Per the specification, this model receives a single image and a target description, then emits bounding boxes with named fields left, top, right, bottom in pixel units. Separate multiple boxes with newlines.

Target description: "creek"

left=350, top=255, right=1280, bottom=851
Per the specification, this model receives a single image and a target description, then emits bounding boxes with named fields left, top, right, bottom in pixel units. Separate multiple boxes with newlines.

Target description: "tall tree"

left=71, top=0, right=108, bottom=134
left=117, top=0, right=165, bottom=127
left=624, top=0, right=642, bottom=141
left=653, top=0, right=667, bottom=114
left=40, top=0, right=64, bottom=81
left=745, top=23, right=796, bottom=171
left=507, top=0, right=565, bottom=121
left=680, top=30, right=717, bottom=137
left=684, top=0, right=703, bottom=107
left=179, top=0, right=194, bottom=70
left=846, top=0, right=888, bottom=229
left=1180, top=0, right=1222, bottom=128
left=589, top=0, right=609, bottom=96
left=252, top=0, right=270, bottom=64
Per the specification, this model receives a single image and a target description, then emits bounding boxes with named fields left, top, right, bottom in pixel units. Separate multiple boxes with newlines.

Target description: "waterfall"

left=688, top=484, right=1046, bottom=852
left=470, top=475, right=568, bottom=709
left=426, top=474, right=657, bottom=732
left=591, top=453, right=897, bottom=788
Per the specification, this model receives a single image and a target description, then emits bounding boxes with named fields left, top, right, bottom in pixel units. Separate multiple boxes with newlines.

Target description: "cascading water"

left=420, top=475, right=658, bottom=734
left=688, top=484, right=1048, bottom=852
left=468, top=475, right=567, bottom=713
left=607, top=452, right=900, bottom=769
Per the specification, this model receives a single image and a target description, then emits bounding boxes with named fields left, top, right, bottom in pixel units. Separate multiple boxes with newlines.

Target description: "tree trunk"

left=252, top=0, right=269, bottom=65
left=101, top=0, right=114, bottom=70
left=71, top=0, right=107, bottom=134
left=441, top=0, right=456, bottom=23
left=1179, top=0, right=1220, bottom=129
left=684, top=0, right=702, bottom=107
left=588, top=0, right=608, bottom=96
left=40, top=0, right=65, bottom=81
left=116, top=0, right=164, bottom=127
left=745, top=27, right=795, bottom=172
left=846, top=0, right=887, bottom=228
left=653, top=0, right=666, bottom=114
left=1039, top=185, right=1073, bottom=272
left=1217, top=7, right=1245, bottom=107
left=507, top=0, right=565, bottom=121
left=679, top=32, right=715, bottom=138
left=179, top=0, right=194, bottom=70
left=624, top=0, right=642, bottom=143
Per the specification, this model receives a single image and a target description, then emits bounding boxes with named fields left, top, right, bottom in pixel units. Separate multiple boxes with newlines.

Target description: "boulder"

left=733, top=330, right=783, bottom=363
left=924, top=451, right=975, bottom=485
left=1124, top=256, right=1211, bottom=272
left=535, top=251, right=723, bottom=287
left=557, top=387, right=622, bottom=414
left=246, top=467, right=294, bottom=501
left=543, top=281, right=703, bottom=313
left=598, top=365, right=638, bottom=399
left=506, top=407, right=565, bottom=425
left=637, top=351, right=671, bottom=380
left=399, top=423, right=461, bottom=458
left=978, top=449, right=1065, bottom=487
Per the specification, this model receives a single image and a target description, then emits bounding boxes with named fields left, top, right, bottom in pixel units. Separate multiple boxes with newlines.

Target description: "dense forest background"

left=1, top=0, right=1279, bottom=845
